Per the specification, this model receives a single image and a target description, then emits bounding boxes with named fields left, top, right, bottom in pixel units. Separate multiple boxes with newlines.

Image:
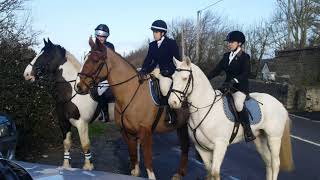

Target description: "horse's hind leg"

left=77, top=121, right=94, bottom=170
left=254, top=133, right=272, bottom=180
left=121, top=131, right=140, bottom=177
left=56, top=109, right=72, bottom=169
left=62, top=130, right=72, bottom=168
left=267, top=136, right=282, bottom=180
left=139, top=126, right=156, bottom=179
left=172, top=124, right=190, bottom=180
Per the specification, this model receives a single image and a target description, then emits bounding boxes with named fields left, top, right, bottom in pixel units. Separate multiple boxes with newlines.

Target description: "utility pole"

left=181, top=22, right=185, bottom=59
left=196, top=10, right=201, bottom=63
left=287, top=0, right=291, bottom=48
left=195, top=0, right=225, bottom=63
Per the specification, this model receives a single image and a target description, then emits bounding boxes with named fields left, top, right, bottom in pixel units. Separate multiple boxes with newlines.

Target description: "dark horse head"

left=23, top=38, right=67, bottom=82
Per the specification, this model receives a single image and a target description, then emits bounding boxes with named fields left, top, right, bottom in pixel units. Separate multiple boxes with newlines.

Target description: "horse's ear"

left=95, top=38, right=106, bottom=52
left=173, top=57, right=182, bottom=67
left=89, top=36, right=95, bottom=49
left=48, top=38, right=53, bottom=46
left=43, top=38, right=47, bottom=46
left=183, top=56, right=191, bottom=66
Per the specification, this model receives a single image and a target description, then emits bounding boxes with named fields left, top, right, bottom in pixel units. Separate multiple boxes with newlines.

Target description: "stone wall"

left=296, top=87, right=320, bottom=112
left=248, top=80, right=295, bottom=110
left=267, top=47, right=320, bottom=87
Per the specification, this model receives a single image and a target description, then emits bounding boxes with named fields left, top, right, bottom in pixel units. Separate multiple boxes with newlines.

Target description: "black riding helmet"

left=151, top=20, right=167, bottom=33
left=225, top=31, right=246, bottom=44
left=95, top=24, right=110, bottom=37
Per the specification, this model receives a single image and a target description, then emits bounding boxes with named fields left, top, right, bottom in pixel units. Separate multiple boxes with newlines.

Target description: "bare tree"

left=272, top=0, right=320, bottom=49
left=169, top=12, right=230, bottom=74
left=0, top=0, right=38, bottom=47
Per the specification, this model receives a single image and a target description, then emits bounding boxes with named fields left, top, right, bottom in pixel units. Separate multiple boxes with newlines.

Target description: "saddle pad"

left=223, top=96, right=262, bottom=125
left=149, top=79, right=161, bottom=106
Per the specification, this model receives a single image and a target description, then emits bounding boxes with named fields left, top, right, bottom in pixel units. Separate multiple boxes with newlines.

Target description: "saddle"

left=148, top=75, right=186, bottom=129
left=149, top=75, right=167, bottom=106
left=221, top=90, right=262, bottom=143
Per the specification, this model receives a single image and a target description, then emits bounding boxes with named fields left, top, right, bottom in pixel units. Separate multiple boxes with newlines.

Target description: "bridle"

left=77, top=51, right=110, bottom=90
left=168, top=68, right=193, bottom=103
left=76, top=49, right=142, bottom=140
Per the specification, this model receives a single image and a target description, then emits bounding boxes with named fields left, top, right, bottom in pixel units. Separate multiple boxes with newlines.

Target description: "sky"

left=28, top=0, right=277, bottom=62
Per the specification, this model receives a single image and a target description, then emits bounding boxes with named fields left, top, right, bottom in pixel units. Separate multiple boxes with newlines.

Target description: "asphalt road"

left=113, top=114, right=320, bottom=180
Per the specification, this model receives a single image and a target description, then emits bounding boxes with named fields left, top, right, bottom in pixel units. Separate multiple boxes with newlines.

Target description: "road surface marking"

left=289, top=114, right=319, bottom=123
left=291, top=135, right=320, bottom=147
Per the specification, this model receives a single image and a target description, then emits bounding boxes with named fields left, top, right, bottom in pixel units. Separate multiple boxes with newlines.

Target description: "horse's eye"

left=183, top=77, right=188, bottom=81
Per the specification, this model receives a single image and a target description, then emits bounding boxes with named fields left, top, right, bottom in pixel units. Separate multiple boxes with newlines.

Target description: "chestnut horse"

left=75, top=38, right=190, bottom=180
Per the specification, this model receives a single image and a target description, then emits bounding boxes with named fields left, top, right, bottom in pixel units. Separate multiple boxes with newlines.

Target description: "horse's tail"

left=279, top=115, right=294, bottom=171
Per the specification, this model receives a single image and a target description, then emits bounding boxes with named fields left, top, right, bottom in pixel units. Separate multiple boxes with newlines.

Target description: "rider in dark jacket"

left=207, top=31, right=255, bottom=142
left=94, top=24, right=115, bottom=122
left=139, top=20, right=181, bottom=124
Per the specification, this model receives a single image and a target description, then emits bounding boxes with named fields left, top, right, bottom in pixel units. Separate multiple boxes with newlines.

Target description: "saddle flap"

left=149, top=75, right=166, bottom=106
left=223, top=95, right=262, bottom=125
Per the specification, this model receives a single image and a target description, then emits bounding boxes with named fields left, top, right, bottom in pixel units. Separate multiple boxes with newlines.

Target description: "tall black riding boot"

left=239, top=109, right=256, bottom=142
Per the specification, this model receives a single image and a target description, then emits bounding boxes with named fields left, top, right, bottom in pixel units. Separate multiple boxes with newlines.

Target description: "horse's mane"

left=65, top=50, right=81, bottom=70
left=108, top=48, right=138, bottom=73
left=55, top=45, right=81, bottom=71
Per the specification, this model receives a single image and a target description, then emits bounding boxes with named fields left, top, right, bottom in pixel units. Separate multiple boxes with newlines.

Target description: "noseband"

left=169, top=68, right=193, bottom=103
left=77, top=51, right=109, bottom=89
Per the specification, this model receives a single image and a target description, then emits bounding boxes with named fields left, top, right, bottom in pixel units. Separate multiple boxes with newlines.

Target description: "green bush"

left=0, top=40, right=61, bottom=160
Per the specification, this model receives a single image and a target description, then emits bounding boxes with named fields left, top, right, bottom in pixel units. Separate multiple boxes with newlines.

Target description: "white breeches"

left=97, top=80, right=109, bottom=96
left=232, top=91, right=246, bottom=112
left=159, top=75, right=172, bottom=97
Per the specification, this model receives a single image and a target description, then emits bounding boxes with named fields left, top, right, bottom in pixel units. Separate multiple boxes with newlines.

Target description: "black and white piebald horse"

left=23, top=39, right=114, bottom=170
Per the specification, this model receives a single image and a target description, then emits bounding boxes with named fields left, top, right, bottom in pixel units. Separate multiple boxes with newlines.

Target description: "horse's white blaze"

left=23, top=50, right=43, bottom=81
left=168, top=60, right=292, bottom=179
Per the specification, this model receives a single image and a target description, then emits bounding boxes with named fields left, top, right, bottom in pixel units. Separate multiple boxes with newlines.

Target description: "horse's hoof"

left=171, top=173, right=183, bottom=180
left=131, top=168, right=140, bottom=177
left=62, top=160, right=71, bottom=169
left=83, top=163, right=94, bottom=171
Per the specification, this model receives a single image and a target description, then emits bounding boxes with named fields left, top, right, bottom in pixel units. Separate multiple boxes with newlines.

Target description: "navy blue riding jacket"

left=140, top=37, right=181, bottom=77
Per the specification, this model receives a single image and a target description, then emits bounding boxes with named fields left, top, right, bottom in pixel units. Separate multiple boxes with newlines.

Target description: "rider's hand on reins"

left=138, top=71, right=148, bottom=84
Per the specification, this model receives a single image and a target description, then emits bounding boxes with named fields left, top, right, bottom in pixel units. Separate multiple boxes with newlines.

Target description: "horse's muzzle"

left=75, top=82, right=89, bottom=95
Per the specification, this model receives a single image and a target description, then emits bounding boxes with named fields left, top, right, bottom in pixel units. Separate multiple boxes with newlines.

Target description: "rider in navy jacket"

left=139, top=20, right=181, bottom=125
left=140, top=35, right=180, bottom=77
left=207, top=31, right=255, bottom=142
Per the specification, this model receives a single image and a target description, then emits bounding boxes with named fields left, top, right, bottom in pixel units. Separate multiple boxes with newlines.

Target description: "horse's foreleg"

left=195, top=145, right=213, bottom=179
left=121, top=131, right=140, bottom=177
left=77, top=121, right=94, bottom=170
left=172, top=124, right=190, bottom=180
left=139, top=126, right=156, bottom=179
left=210, top=141, right=228, bottom=180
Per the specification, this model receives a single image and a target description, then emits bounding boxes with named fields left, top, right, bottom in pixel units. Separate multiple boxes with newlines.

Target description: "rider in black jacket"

left=139, top=20, right=181, bottom=124
left=94, top=24, right=115, bottom=122
left=207, top=31, right=255, bottom=142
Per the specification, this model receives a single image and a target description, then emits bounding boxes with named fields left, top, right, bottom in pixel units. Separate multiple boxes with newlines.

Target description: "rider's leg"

left=232, top=91, right=256, bottom=142
left=159, top=75, right=177, bottom=124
